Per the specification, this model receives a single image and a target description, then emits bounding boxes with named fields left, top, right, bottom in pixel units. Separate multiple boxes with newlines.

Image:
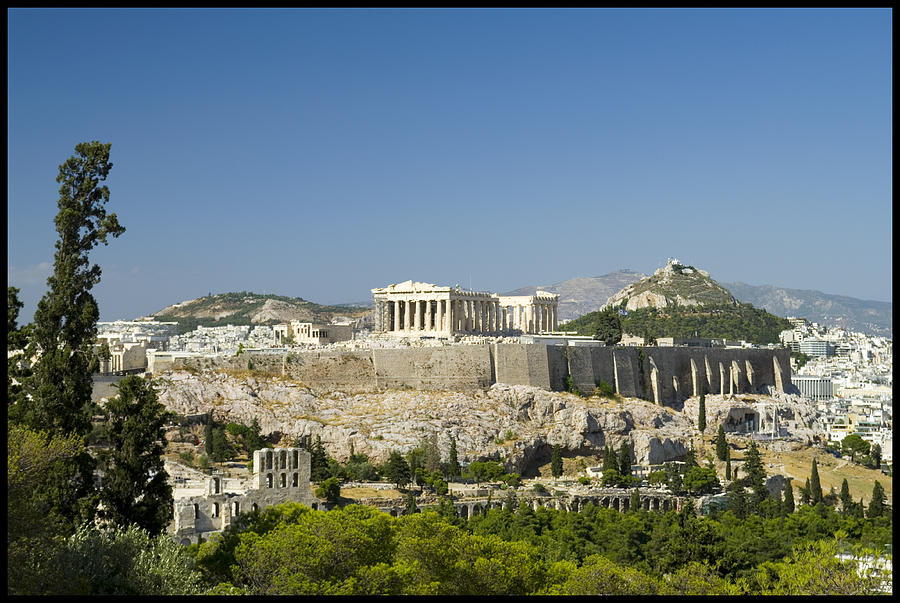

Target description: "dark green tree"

left=384, top=451, right=411, bottom=489
left=839, top=479, right=853, bottom=516
left=867, top=481, right=886, bottom=519
left=726, top=480, right=748, bottom=519
left=630, top=489, right=641, bottom=512
left=17, top=142, right=124, bottom=437
left=799, top=478, right=811, bottom=506
left=781, top=480, right=794, bottom=514
left=424, top=434, right=442, bottom=473
left=809, top=458, right=823, bottom=505
left=715, top=425, right=728, bottom=461
left=11, top=142, right=124, bottom=530
left=870, top=443, right=882, bottom=468
left=743, top=441, right=768, bottom=507
left=96, top=376, right=172, bottom=534
left=592, top=307, right=622, bottom=345
left=618, top=440, right=632, bottom=477
left=698, top=392, right=707, bottom=433
left=310, top=436, right=330, bottom=482
left=683, top=466, right=720, bottom=495
left=550, top=444, right=563, bottom=478
left=447, top=437, right=461, bottom=479
left=840, top=434, right=870, bottom=463
left=602, top=445, right=618, bottom=474
left=725, top=447, right=732, bottom=480
left=204, top=420, right=214, bottom=457
left=403, top=491, right=419, bottom=515
left=314, top=477, right=341, bottom=503
left=684, top=446, right=697, bottom=469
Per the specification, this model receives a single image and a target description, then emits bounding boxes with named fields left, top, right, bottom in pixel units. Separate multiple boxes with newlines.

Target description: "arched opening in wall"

left=280, top=473, right=286, bottom=488
left=293, top=450, right=299, bottom=469
left=252, top=503, right=259, bottom=512
left=233, top=502, right=240, bottom=516
left=280, top=450, right=287, bottom=469
left=213, top=503, right=220, bottom=518
left=193, top=504, right=199, bottom=519
left=266, top=451, right=273, bottom=470
left=213, top=478, right=220, bottom=494
left=292, top=473, right=298, bottom=487
left=266, top=474, right=273, bottom=488
left=311, top=503, right=318, bottom=511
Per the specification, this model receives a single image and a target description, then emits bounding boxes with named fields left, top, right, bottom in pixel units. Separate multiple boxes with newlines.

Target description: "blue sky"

left=8, top=8, right=892, bottom=321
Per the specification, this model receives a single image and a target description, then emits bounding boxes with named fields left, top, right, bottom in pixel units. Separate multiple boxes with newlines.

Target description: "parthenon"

left=372, top=280, right=559, bottom=336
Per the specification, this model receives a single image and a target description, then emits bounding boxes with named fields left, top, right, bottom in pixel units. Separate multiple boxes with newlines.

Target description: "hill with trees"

left=151, top=292, right=370, bottom=334
left=562, top=260, right=792, bottom=344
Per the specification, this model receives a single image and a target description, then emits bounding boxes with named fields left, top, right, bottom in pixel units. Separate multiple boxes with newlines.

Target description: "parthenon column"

left=393, top=300, right=400, bottom=332
left=437, top=299, right=444, bottom=333
left=426, top=300, right=433, bottom=331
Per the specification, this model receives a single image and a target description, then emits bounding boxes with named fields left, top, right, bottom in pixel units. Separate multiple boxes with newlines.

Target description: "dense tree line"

left=565, top=303, right=792, bottom=345
left=181, top=496, right=891, bottom=595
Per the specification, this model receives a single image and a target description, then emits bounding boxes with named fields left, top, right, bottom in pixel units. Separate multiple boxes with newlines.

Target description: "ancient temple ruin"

left=371, top=280, right=559, bottom=336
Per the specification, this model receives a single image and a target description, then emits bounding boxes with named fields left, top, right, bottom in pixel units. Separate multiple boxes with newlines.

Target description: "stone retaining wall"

left=173, top=344, right=790, bottom=404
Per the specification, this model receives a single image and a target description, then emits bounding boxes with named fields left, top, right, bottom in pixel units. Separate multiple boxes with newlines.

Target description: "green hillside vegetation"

left=154, top=291, right=368, bottom=334
left=565, top=303, right=792, bottom=345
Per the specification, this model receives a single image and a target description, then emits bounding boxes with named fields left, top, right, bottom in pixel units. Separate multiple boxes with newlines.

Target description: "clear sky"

left=8, top=8, right=893, bottom=321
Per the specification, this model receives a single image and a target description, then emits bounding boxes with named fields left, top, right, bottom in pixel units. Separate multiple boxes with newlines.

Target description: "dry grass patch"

left=761, top=446, right=891, bottom=505
left=340, top=486, right=402, bottom=500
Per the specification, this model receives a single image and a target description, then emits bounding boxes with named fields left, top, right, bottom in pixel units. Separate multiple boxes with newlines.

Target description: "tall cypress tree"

left=618, top=440, right=632, bottom=476
left=13, top=142, right=124, bottom=528
left=448, top=437, right=461, bottom=479
left=698, top=392, right=707, bottom=433
left=716, top=425, right=728, bottom=461
left=809, top=458, right=823, bottom=505
left=783, top=480, right=795, bottom=514
left=743, top=441, right=768, bottom=506
left=868, top=481, right=886, bottom=518
left=602, top=445, right=618, bottom=473
left=800, top=477, right=811, bottom=506
left=551, top=444, right=563, bottom=478
left=19, top=141, right=125, bottom=437
left=839, top=478, right=853, bottom=515
left=725, top=447, right=732, bottom=480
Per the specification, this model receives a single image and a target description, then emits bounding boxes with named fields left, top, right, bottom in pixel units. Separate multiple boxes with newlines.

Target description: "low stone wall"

left=172, top=344, right=790, bottom=405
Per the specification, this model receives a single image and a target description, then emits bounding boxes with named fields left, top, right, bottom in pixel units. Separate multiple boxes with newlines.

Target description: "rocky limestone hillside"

left=152, top=369, right=819, bottom=475
left=152, top=292, right=370, bottom=333
left=603, top=259, right=737, bottom=312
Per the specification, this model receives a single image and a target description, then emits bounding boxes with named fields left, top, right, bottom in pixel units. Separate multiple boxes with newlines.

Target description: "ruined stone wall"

left=172, top=345, right=790, bottom=403
left=561, top=346, right=791, bottom=403
left=372, top=346, right=493, bottom=391
left=172, top=447, right=319, bottom=545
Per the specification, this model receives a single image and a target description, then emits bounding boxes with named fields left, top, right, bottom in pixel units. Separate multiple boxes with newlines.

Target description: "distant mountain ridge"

left=723, top=282, right=892, bottom=337
left=503, top=270, right=645, bottom=320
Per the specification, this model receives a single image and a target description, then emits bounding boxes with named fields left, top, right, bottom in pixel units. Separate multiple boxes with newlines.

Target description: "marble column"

left=437, top=299, right=444, bottom=333
left=393, top=300, right=400, bottom=332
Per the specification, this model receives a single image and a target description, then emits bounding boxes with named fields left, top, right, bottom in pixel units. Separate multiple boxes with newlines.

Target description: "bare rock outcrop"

left=155, top=370, right=711, bottom=472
